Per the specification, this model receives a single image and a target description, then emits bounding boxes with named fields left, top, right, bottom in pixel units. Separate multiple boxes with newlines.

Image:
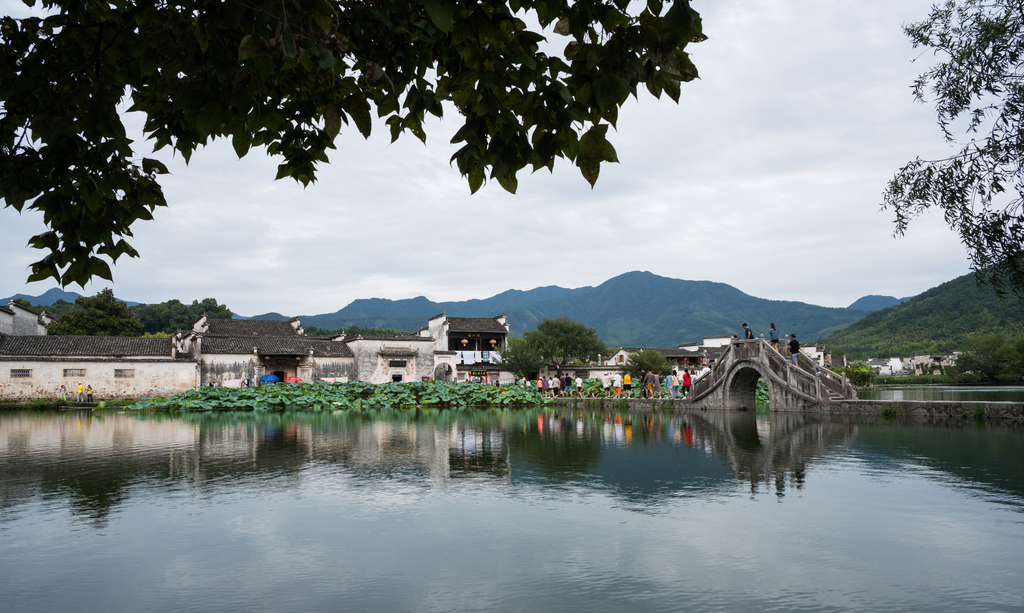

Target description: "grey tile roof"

left=0, top=335, right=175, bottom=357
left=202, top=337, right=353, bottom=357
left=445, top=317, right=507, bottom=333
left=0, top=305, right=13, bottom=315
left=205, top=319, right=299, bottom=336
left=657, top=348, right=702, bottom=358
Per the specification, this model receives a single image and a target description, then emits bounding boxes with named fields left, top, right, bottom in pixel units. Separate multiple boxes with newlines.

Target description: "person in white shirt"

left=613, top=372, right=622, bottom=397
left=575, top=375, right=584, bottom=398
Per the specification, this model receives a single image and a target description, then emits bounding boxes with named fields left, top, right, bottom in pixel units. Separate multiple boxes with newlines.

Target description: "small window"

left=114, top=369, right=135, bottom=378
left=63, top=369, right=86, bottom=378
left=388, top=360, right=407, bottom=368
left=10, top=369, right=31, bottom=378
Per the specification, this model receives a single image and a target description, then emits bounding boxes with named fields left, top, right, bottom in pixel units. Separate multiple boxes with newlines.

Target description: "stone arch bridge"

left=689, top=339, right=857, bottom=410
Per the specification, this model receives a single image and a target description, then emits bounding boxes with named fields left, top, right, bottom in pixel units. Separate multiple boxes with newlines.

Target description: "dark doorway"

left=391, top=374, right=403, bottom=382
left=274, top=370, right=286, bottom=382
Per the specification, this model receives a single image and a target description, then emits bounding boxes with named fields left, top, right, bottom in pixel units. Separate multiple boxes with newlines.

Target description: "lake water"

left=859, top=384, right=1024, bottom=402
left=1, top=408, right=1022, bottom=613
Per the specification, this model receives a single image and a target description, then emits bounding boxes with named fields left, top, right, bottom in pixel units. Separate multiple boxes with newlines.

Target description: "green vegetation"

left=845, top=360, right=876, bottom=387
left=880, top=405, right=898, bottom=419
left=1, top=0, right=704, bottom=288
left=950, top=334, right=1024, bottom=383
left=131, top=298, right=233, bottom=334
left=624, top=348, right=672, bottom=377
left=128, top=380, right=553, bottom=412
left=524, top=317, right=609, bottom=367
left=500, top=335, right=546, bottom=380
left=819, top=272, right=1024, bottom=359
left=305, top=324, right=414, bottom=337
left=47, top=289, right=143, bottom=336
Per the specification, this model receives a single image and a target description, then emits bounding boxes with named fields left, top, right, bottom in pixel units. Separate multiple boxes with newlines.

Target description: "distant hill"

left=1, top=288, right=141, bottom=308
left=847, top=295, right=913, bottom=311
left=820, top=273, right=1024, bottom=359
left=251, top=271, right=872, bottom=347
left=1, top=288, right=83, bottom=306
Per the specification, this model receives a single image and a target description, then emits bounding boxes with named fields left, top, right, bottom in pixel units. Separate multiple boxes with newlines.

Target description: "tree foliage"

left=523, top=316, right=607, bottom=366
left=47, top=288, right=143, bottom=336
left=0, top=0, right=705, bottom=287
left=951, top=333, right=1024, bottom=382
left=130, top=298, right=233, bottom=334
left=623, top=347, right=671, bottom=377
left=499, top=334, right=546, bottom=379
left=887, top=0, right=1024, bottom=296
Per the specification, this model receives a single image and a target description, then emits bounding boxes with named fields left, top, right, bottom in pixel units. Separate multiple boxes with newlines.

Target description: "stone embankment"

left=552, top=397, right=1024, bottom=420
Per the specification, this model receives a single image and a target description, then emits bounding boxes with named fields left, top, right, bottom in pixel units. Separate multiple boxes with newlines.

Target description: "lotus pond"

left=1, top=407, right=1022, bottom=612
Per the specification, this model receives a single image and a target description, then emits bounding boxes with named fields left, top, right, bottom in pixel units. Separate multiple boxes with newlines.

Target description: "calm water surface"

left=860, top=384, right=1024, bottom=402
left=1, top=408, right=1022, bottom=613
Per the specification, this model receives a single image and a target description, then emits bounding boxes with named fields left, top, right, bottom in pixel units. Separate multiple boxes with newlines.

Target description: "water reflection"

left=6, top=408, right=1021, bottom=527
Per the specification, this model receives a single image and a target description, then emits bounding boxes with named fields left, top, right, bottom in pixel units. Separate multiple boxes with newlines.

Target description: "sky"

left=0, top=0, right=971, bottom=317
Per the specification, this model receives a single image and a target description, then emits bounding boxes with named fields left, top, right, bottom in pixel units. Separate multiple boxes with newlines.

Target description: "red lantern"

left=489, top=339, right=497, bottom=345
left=461, top=339, right=468, bottom=346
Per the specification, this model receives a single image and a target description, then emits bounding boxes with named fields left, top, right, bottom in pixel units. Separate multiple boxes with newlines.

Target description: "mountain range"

left=239, top=271, right=872, bottom=347
left=3, top=272, right=919, bottom=348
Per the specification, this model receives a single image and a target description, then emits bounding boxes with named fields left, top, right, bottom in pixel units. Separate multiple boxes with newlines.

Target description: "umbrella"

left=259, top=374, right=279, bottom=383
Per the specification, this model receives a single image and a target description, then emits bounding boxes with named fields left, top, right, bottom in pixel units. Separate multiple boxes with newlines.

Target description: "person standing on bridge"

left=789, top=335, right=801, bottom=365
left=768, top=323, right=780, bottom=351
left=743, top=323, right=754, bottom=340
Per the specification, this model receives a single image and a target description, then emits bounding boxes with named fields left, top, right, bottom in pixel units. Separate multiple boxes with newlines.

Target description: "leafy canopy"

left=0, top=0, right=705, bottom=288
left=624, top=347, right=671, bottom=377
left=47, top=288, right=143, bottom=336
left=523, top=316, right=607, bottom=365
left=130, top=298, right=233, bottom=334
left=499, top=334, right=546, bottom=379
left=887, top=0, right=1024, bottom=296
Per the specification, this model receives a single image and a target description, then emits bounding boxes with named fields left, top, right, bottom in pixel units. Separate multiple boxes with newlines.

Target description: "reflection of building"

left=421, top=312, right=511, bottom=383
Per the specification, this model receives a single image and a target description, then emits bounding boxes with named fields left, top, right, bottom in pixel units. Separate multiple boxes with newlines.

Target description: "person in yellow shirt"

left=76, top=382, right=84, bottom=402
left=623, top=372, right=632, bottom=398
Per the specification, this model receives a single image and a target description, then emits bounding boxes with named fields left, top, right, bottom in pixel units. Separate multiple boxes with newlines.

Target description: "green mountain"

left=819, top=273, right=1024, bottom=359
left=276, top=271, right=870, bottom=347
left=847, top=295, right=912, bottom=311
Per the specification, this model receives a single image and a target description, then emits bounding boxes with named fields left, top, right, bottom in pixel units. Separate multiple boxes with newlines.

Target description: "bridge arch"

left=722, top=361, right=773, bottom=410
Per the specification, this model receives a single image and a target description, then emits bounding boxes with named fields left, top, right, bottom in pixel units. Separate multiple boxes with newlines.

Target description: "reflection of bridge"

left=690, top=339, right=857, bottom=410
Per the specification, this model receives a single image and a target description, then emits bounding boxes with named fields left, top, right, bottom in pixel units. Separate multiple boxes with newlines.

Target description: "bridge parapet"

left=689, top=338, right=856, bottom=410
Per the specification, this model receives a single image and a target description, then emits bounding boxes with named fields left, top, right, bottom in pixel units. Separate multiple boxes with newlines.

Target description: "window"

left=114, top=369, right=135, bottom=378
left=63, top=369, right=86, bottom=378
left=10, top=369, right=31, bottom=378
left=388, top=360, right=407, bottom=368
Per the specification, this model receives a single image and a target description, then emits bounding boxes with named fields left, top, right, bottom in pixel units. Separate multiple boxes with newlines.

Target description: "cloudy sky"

left=0, top=0, right=970, bottom=317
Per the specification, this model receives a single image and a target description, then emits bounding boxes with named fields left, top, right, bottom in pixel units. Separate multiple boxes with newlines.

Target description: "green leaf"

left=553, top=17, right=570, bottom=36
left=468, top=166, right=484, bottom=194
left=141, top=158, right=169, bottom=175
left=282, top=25, right=297, bottom=59
left=424, top=1, right=455, bottom=34
left=323, top=105, right=342, bottom=139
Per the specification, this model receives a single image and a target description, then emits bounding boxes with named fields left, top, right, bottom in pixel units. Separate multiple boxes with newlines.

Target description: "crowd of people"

left=55, top=382, right=93, bottom=403
left=532, top=366, right=712, bottom=400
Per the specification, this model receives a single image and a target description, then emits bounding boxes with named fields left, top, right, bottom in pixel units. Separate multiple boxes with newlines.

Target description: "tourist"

left=575, top=375, right=584, bottom=398
left=602, top=372, right=612, bottom=397
left=743, top=323, right=754, bottom=340
left=613, top=371, right=622, bottom=397
left=682, top=370, right=691, bottom=397
left=538, top=376, right=545, bottom=395
left=549, top=376, right=558, bottom=397
left=58, top=384, right=66, bottom=402
left=76, top=382, right=84, bottom=402
left=643, top=370, right=655, bottom=398
left=651, top=371, right=661, bottom=398
left=768, top=323, right=780, bottom=351
left=789, top=334, right=800, bottom=365
left=86, top=384, right=93, bottom=402
left=623, top=372, right=632, bottom=398
left=668, top=372, right=678, bottom=398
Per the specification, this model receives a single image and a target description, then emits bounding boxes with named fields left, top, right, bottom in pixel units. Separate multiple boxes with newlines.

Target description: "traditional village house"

left=421, top=313, right=511, bottom=383
left=0, top=335, right=195, bottom=399
left=908, top=354, right=953, bottom=376
left=0, top=301, right=52, bottom=335
left=341, top=334, right=437, bottom=383
left=179, top=315, right=355, bottom=385
left=799, top=345, right=832, bottom=368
